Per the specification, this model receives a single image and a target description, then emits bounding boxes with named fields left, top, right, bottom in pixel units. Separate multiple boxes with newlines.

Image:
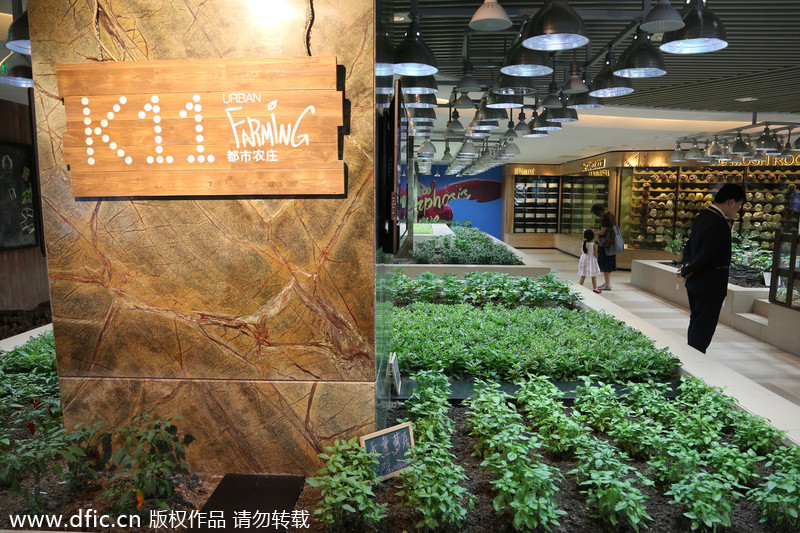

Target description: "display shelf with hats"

left=630, top=168, right=679, bottom=250
left=741, top=169, right=800, bottom=249
left=560, top=175, right=609, bottom=236
left=512, top=175, right=560, bottom=234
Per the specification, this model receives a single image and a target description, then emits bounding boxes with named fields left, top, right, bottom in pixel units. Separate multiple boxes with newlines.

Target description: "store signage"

left=717, top=154, right=800, bottom=167
left=582, top=158, right=607, bottom=172
left=513, top=167, right=536, bottom=175
left=56, top=57, right=344, bottom=197
left=587, top=169, right=610, bottom=177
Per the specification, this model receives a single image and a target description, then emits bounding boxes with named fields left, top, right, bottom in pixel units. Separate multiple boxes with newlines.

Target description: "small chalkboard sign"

left=389, top=352, right=401, bottom=395
left=359, top=422, right=414, bottom=481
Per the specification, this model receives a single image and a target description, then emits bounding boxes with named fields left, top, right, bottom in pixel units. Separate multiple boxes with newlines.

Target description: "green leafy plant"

left=396, top=440, right=474, bottom=530
left=665, top=230, right=688, bottom=257
left=100, top=411, right=193, bottom=512
left=307, top=437, right=386, bottom=530
left=410, top=227, right=523, bottom=265
left=666, top=472, right=744, bottom=531
left=393, top=303, right=680, bottom=382
left=390, top=271, right=580, bottom=309
left=747, top=469, right=800, bottom=528
left=570, top=438, right=654, bottom=532
left=397, top=370, right=474, bottom=529
left=466, top=382, right=566, bottom=532
left=730, top=411, right=787, bottom=456
left=731, top=232, right=773, bottom=273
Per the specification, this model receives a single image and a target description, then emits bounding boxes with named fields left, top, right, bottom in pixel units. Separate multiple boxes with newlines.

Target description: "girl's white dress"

left=579, top=242, right=601, bottom=277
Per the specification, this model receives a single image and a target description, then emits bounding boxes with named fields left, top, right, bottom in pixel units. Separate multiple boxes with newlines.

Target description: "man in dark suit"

left=678, top=183, right=745, bottom=353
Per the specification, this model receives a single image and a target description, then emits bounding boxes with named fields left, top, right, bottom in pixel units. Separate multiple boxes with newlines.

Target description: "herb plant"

left=307, top=438, right=387, bottom=529
left=666, top=472, right=743, bottom=531
left=410, top=227, right=524, bottom=265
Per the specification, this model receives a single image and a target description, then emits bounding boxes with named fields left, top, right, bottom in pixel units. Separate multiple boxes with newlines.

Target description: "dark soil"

left=0, top=303, right=52, bottom=340
left=291, top=402, right=795, bottom=533
left=0, top=466, right=218, bottom=531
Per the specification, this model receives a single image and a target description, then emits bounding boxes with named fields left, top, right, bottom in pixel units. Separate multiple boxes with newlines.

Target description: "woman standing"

left=591, top=204, right=617, bottom=291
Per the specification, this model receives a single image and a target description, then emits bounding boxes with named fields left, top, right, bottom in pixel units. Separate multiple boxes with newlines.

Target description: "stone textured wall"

left=29, top=0, right=377, bottom=475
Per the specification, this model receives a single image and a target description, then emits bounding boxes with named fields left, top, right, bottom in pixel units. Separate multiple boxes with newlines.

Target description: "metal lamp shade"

left=492, top=74, right=537, bottom=96
left=404, top=93, right=437, bottom=108
left=469, top=0, right=513, bottom=32
left=0, top=55, right=33, bottom=88
left=615, top=30, right=667, bottom=78
left=500, top=44, right=553, bottom=77
left=661, top=0, right=728, bottom=54
left=640, top=0, right=685, bottom=33
left=589, top=52, right=634, bottom=98
left=394, top=20, right=438, bottom=75
left=5, top=10, right=30, bottom=55
left=400, top=75, right=438, bottom=95
left=486, top=92, right=524, bottom=109
left=521, top=0, right=589, bottom=52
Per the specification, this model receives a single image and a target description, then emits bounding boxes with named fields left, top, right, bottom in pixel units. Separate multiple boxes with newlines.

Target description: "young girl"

left=579, top=229, right=603, bottom=294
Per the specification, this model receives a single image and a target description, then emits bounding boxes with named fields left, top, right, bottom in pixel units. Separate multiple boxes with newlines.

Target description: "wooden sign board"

left=359, top=422, right=414, bottom=481
left=56, top=57, right=344, bottom=197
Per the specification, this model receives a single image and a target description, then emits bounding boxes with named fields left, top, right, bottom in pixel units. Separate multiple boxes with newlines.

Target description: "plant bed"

left=393, top=379, right=684, bottom=404
left=659, top=261, right=768, bottom=289
left=292, top=377, right=800, bottom=533
left=0, top=332, right=215, bottom=531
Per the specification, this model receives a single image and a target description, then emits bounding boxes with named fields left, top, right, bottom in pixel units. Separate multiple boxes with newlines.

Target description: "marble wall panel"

left=60, top=378, right=375, bottom=474
left=30, top=0, right=379, bottom=474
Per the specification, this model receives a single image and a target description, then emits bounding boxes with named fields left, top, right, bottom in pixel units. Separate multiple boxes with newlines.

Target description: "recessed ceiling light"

left=735, top=97, right=759, bottom=102
left=583, top=146, right=607, bottom=151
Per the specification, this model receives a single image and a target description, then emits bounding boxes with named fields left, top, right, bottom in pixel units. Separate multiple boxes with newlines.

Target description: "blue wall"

left=416, top=166, right=503, bottom=239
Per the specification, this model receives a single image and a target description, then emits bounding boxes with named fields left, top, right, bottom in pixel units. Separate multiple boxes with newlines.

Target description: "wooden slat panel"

left=63, top=91, right=343, bottom=122
left=64, top=143, right=339, bottom=171
left=56, top=57, right=345, bottom=197
left=65, top=116, right=342, bottom=146
left=69, top=166, right=346, bottom=197
left=56, top=57, right=338, bottom=96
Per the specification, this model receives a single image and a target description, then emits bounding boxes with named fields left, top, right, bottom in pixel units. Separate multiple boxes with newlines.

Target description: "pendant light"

left=589, top=51, right=633, bottom=98
left=706, top=137, right=724, bottom=160
left=661, top=0, right=728, bottom=54
left=730, top=131, right=748, bottom=154
left=486, top=92, right=524, bottom=109
left=501, top=42, right=553, bottom=77
left=404, top=93, right=437, bottom=108
left=779, top=139, right=793, bottom=159
left=669, top=143, right=686, bottom=162
left=685, top=140, right=703, bottom=160
left=440, top=142, right=454, bottom=164
left=524, top=111, right=548, bottom=137
left=444, top=109, right=465, bottom=138
left=640, top=0, right=685, bottom=33
left=503, top=119, right=519, bottom=139
left=409, top=108, right=436, bottom=122
left=469, top=0, right=513, bottom=32
left=394, top=18, right=438, bottom=75
left=562, top=60, right=588, bottom=94
left=514, top=111, right=530, bottom=133
left=788, top=130, right=800, bottom=153
left=0, top=53, right=33, bottom=88
left=754, top=127, right=777, bottom=152
left=548, top=95, right=579, bottom=123
left=492, top=74, right=537, bottom=96
left=522, top=0, right=589, bottom=52
left=615, top=29, right=667, bottom=78
left=541, top=76, right=562, bottom=108
left=454, top=61, right=484, bottom=93
left=500, top=141, right=520, bottom=158
left=532, top=109, right=562, bottom=131
left=567, top=91, right=603, bottom=109
left=400, top=75, right=438, bottom=94
left=418, top=138, right=436, bottom=158
left=5, top=10, right=30, bottom=55
left=793, top=136, right=800, bottom=152
left=454, top=93, right=475, bottom=109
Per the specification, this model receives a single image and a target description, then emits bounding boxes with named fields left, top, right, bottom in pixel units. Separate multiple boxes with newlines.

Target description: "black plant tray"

left=392, top=379, right=683, bottom=405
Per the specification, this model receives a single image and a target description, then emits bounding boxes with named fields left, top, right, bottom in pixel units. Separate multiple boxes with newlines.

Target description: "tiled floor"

left=520, top=248, right=800, bottom=410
